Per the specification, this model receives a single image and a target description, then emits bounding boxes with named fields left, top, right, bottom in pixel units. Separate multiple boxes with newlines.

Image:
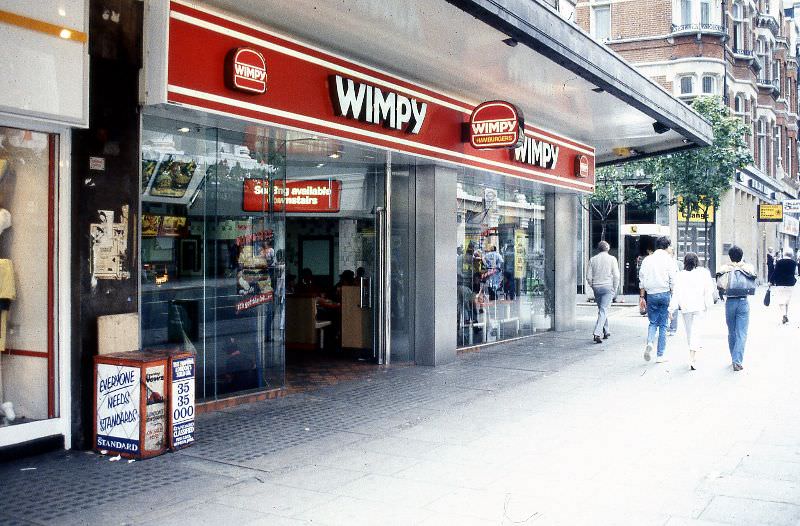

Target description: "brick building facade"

left=576, top=0, right=800, bottom=285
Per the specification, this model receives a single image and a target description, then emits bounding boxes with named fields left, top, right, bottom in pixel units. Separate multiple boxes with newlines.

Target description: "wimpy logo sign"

left=331, top=75, right=427, bottom=134
left=514, top=136, right=560, bottom=170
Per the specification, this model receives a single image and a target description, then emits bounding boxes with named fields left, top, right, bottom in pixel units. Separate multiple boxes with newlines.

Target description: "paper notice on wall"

left=96, top=364, right=140, bottom=454
left=514, top=230, right=527, bottom=279
left=170, top=357, right=195, bottom=448
left=144, top=365, right=166, bottom=452
left=90, top=206, right=131, bottom=282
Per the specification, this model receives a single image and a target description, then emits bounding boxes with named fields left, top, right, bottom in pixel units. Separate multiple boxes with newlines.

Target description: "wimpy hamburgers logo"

left=226, top=48, right=267, bottom=94
left=469, top=101, right=524, bottom=149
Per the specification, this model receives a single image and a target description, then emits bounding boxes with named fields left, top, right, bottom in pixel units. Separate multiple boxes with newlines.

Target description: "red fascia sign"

left=469, top=101, right=524, bottom=149
left=164, top=1, right=595, bottom=192
left=243, top=179, right=342, bottom=213
left=225, top=48, right=267, bottom=94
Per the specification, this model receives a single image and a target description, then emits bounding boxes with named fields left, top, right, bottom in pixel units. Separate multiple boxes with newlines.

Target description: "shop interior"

left=140, top=115, right=387, bottom=402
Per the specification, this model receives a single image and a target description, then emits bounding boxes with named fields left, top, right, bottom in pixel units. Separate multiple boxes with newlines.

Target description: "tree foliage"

left=646, top=96, right=752, bottom=219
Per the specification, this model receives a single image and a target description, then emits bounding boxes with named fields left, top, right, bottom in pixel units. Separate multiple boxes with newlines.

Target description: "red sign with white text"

left=226, top=48, right=267, bottom=94
left=243, top=179, right=342, bottom=213
left=469, top=101, right=524, bottom=149
left=165, top=1, right=594, bottom=191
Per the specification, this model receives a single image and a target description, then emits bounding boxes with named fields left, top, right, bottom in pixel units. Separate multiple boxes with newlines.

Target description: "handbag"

left=764, top=287, right=771, bottom=307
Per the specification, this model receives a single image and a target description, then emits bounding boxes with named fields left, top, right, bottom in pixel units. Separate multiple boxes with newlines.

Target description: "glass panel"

left=141, top=116, right=286, bottom=401
left=456, top=169, right=551, bottom=348
left=681, top=77, right=693, bottom=94
left=0, top=126, right=57, bottom=423
left=389, top=153, right=415, bottom=363
left=702, top=76, right=713, bottom=94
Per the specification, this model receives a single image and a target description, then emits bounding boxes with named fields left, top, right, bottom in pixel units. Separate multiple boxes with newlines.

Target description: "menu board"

left=149, top=156, right=197, bottom=197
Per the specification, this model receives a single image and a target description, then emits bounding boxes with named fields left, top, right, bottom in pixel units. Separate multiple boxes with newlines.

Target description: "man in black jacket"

left=770, top=249, right=797, bottom=325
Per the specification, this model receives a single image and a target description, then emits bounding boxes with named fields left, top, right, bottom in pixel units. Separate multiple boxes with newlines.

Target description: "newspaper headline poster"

left=144, top=365, right=166, bottom=451
left=96, top=364, right=140, bottom=454
left=170, top=356, right=195, bottom=448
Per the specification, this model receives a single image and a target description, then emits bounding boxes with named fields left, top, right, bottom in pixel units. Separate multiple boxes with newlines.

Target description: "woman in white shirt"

left=668, top=252, right=715, bottom=370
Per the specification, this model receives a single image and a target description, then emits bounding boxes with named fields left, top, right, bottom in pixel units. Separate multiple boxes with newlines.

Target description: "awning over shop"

left=198, top=0, right=713, bottom=166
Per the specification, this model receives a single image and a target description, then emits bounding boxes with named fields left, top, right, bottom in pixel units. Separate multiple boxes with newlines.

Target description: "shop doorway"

left=623, top=234, right=657, bottom=294
left=282, top=140, right=386, bottom=390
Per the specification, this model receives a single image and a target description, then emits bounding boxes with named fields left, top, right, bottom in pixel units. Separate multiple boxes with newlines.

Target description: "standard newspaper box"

left=94, top=349, right=196, bottom=458
left=165, top=351, right=195, bottom=450
left=94, top=351, right=169, bottom=459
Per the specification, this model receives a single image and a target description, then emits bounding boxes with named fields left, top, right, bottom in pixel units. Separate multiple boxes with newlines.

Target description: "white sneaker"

left=644, top=343, right=653, bottom=362
left=655, top=356, right=668, bottom=363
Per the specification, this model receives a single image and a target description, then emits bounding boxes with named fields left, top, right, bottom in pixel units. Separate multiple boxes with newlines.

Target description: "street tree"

left=647, top=96, right=752, bottom=263
left=578, top=163, right=649, bottom=243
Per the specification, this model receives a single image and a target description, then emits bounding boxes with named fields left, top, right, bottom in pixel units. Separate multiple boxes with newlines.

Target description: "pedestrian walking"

left=587, top=240, right=620, bottom=344
left=638, top=236, right=676, bottom=363
left=769, top=248, right=797, bottom=325
left=767, top=247, right=775, bottom=283
left=668, top=252, right=715, bottom=370
left=717, top=245, right=757, bottom=371
left=667, top=245, right=681, bottom=337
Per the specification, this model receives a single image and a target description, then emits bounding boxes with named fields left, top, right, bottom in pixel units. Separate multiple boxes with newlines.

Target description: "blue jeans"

left=646, top=292, right=671, bottom=356
left=725, top=297, right=750, bottom=365
left=592, top=286, right=614, bottom=337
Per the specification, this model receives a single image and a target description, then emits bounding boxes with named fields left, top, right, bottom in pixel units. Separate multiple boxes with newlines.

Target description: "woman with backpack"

left=668, top=252, right=715, bottom=370
left=770, top=248, right=798, bottom=325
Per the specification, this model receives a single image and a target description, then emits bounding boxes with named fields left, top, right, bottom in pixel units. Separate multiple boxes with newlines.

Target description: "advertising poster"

left=171, top=357, right=195, bottom=448
left=144, top=365, right=166, bottom=452
left=514, top=230, right=527, bottom=279
left=96, top=364, right=141, bottom=454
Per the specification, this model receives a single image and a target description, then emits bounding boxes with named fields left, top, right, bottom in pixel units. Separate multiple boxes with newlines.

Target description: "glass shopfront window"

left=141, top=116, right=286, bottom=401
left=457, top=169, right=551, bottom=348
left=140, top=114, right=400, bottom=401
left=0, top=126, right=59, bottom=426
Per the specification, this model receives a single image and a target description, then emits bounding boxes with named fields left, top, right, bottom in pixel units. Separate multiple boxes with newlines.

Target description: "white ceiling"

left=197, top=0, right=705, bottom=164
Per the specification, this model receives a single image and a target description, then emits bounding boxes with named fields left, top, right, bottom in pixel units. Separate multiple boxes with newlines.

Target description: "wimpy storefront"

left=130, top=0, right=711, bottom=406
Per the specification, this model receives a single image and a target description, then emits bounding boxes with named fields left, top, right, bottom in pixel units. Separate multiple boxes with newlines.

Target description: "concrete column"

left=413, top=165, right=457, bottom=365
left=548, top=193, right=577, bottom=332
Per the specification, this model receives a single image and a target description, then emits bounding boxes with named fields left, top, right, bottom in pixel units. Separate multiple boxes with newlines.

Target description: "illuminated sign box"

left=243, top=180, right=342, bottom=213
left=758, top=204, right=783, bottom=222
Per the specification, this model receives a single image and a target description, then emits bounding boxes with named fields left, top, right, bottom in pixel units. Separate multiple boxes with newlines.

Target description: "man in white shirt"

left=638, top=236, right=677, bottom=363
left=587, top=241, right=619, bottom=344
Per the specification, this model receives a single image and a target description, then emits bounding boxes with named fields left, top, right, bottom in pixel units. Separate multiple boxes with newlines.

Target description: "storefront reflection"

left=457, top=173, right=552, bottom=348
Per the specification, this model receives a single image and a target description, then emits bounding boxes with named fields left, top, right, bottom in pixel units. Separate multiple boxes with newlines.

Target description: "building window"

left=734, top=94, right=744, bottom=113
left=732, top=2, right=745, bottom=50
left=700, top=0, right=710, bottom=25
left=758, top=119, right=767, bottom=171
left=593, top=5, right=611, bottom=41
left=757, top=39, right=767, bottom=72
left=774, top=125, right=781, bottom=171
left=680, top=76, right=694, bottom=95
left=681, top=0, right=693, bottom=25
left=702, top=75, right=714, bottom=94
left=787, top=139, right=793, bottom=179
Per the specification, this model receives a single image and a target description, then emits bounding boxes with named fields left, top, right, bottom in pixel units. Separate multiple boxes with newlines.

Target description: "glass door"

left=283, top=138, right=385, bottom=363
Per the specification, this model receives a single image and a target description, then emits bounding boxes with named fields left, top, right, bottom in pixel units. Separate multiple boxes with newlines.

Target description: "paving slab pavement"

left=1, top=287, right=799, bottom=525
